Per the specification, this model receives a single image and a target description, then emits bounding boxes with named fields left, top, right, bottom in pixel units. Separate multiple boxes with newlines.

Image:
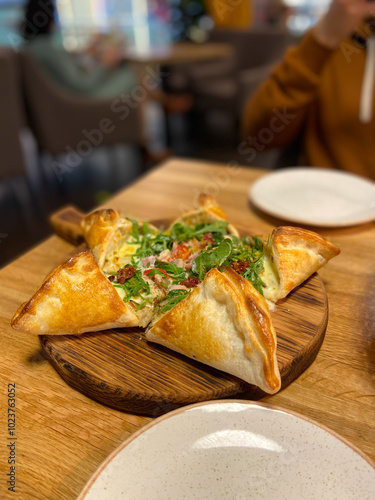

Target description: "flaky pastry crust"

left=146, top=267, right=281, bottom=394
left=11, top=251, right=139, bottom=335
left=81, top=209, right=159, bottom=274
left=262, top=226, right=340, bottom=302
left=81, top=209, right=133, bottom=271
left=11, top=197, right=340, bottom=395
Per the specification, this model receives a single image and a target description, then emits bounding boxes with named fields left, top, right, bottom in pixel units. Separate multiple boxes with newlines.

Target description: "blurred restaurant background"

left=0, top=0, right=330, bottom=267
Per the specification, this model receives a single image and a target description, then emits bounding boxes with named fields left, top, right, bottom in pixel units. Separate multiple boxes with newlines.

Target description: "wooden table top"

left=0, top=158, right=374, bottom=499
left=123, top=41, right=233, bottom=65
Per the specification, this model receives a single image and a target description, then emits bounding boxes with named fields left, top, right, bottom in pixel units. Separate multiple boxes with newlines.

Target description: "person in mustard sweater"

left=242, top=0, right=375, bottom=180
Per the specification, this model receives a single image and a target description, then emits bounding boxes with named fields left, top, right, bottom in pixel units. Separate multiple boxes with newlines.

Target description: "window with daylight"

left=55, top=0, right=176, bottom=52
left=254, top=0, right=330, bottom=35
left=283, top=0, right=330, bottom=34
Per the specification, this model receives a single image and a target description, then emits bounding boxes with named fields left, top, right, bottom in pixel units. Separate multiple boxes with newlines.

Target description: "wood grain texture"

left=49, top=205, right=84, bottom=245
left=1, top=158, right=374, bottom=500
left=40, top=273, right=327, bottom=416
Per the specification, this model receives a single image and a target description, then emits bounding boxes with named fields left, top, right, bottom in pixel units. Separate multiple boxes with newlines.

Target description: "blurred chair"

left=238, top=63, right=277, bottom=118
left=19, top=49, right=144, bottom=160
left=0, top=47, right=28, bottom=181
left=0, top=47, right=41, bottom=229
left=193, top=27, right=292, bottom=111
left=173, top=27, right=294, bottom=145
left=209, top=26, right=293, bottom=73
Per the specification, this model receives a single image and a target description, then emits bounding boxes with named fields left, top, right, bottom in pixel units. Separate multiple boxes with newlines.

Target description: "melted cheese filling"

left=104, top=242, right=140, bottom=274
left=262, top=255, right=279, bottom=297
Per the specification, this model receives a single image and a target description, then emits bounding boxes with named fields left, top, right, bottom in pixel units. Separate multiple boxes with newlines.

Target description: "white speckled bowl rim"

left=77, top=400, right=375, bottom=499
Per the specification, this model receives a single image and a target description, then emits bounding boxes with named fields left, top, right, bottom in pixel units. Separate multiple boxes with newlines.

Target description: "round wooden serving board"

left=42, top=208, right=328, bottom=416
left=40, top=273, right=328, bottom=417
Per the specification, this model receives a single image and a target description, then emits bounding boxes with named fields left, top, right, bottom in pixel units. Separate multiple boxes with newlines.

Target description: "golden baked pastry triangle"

left=81, top=209, right=133, bottom=272
left=168, top=194, right=239, bottom=237
left=261, top=226, right=340, bottom=303
left=11, top=197, right=340, bottom=396
left=146, top=267, right=281, bottom=394
left=11, top=250, right=141, bottom=335
left=81, top=209, right=158, bottom=274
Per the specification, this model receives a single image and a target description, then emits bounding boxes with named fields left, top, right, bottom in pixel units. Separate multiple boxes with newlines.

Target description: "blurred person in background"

left=20, top=0, right=192, bottom=158
left=21, top=0, right=137, bottom=98
left=242, top=0, right=375, bottom=180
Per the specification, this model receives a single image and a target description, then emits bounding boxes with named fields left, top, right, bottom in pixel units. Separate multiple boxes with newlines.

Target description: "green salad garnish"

left=170, top=221, right=229, bottom=243
left=112, top=270, right=152, bottom=309
left=192, top=238, right=232, bottom=279
left=110, top=219, right=269, bottom=311
left=160, top=289, right=191, bottom=313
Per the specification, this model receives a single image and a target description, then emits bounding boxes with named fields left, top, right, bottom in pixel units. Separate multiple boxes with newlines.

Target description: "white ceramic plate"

left=249, top=168, right=375, bottom=227
left=78, top=401, right=375, bottom=500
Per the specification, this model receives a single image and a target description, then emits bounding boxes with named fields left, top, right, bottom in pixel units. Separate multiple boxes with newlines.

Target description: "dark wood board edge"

left=278, top=284, right=328, bottom=388
left=40, top=296, right=328, bottom=418
left=40, top=335, right=254, bottom=417
left=49, top=205, right=85, bottom=245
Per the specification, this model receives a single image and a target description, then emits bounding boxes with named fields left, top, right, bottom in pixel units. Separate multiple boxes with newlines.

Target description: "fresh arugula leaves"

left=154, top=260, right=187, bottom=282
left=126, top=218, right=158, bottom=245
left=144, top=268, right=169, bottom=289
left=132, top=232, right=172, bottom=265
left=170, top=221, right=229, bottom=243
left=160, top=289, right=191, bottom=313
left=110, top=218, right=269, bottom=310
left=113, top=270, right=151, bottom=304
left=126, top=217, right=140, bottom=241
left=189, top=234, right=268, bottom=294
left=191, top=238, right=233, bottom=279
left=242, top=260, right=266, bottom=295
left=230, top=236, right=259, bottom=261
left=231, top=236, right=268, bottom=295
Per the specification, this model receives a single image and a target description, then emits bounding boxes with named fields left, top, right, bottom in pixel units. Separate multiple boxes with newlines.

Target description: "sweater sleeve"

left=242, top=29, right=335, bottom=149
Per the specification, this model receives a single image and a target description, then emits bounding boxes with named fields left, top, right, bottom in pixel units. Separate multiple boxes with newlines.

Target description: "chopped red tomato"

left=173, top=244, right=191, bottom=260
left=144, top=268, right=169, bottom=280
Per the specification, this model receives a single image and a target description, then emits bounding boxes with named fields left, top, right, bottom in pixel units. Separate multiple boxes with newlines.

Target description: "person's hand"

left=313, top=0, right=375, bottom=49
left=85, top=33, right=124, bottom=69
left=97, top=45, right=123, bottom=69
